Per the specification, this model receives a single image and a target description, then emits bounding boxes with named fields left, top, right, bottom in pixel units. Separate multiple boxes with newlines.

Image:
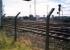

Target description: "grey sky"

left=2, top=0, right=70, bottom=16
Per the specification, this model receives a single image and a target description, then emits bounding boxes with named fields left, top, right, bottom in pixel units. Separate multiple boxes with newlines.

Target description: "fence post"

left=14, top=12, right=20, bottom=42
left=45, top=8, right=55, bottom=50
left=0, top=14, right=5, bottom=29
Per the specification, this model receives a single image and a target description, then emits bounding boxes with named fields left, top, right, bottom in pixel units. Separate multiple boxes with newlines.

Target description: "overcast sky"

left=2, top=0, right=70, bottom=16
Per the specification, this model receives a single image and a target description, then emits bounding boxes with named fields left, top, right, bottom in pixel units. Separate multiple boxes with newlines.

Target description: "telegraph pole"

left=29, top=3, right=31, bottom=14
left=34, top=0, right=36, bottom=17
left=62, top=7, right=63, bottom=16
left=47, top=5, right=49, bottom=15
left=22, top=0, right=31, bottom=15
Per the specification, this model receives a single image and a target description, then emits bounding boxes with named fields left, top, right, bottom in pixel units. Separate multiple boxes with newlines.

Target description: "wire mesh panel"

left=3, top=16, right=70, bottom=50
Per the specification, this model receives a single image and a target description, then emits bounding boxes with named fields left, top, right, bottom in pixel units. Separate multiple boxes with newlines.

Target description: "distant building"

left=0, top=0, right=3, bottom=27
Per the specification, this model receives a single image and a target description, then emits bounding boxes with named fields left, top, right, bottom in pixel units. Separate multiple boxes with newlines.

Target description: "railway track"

left=4, top=20, right=70, bottom=41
